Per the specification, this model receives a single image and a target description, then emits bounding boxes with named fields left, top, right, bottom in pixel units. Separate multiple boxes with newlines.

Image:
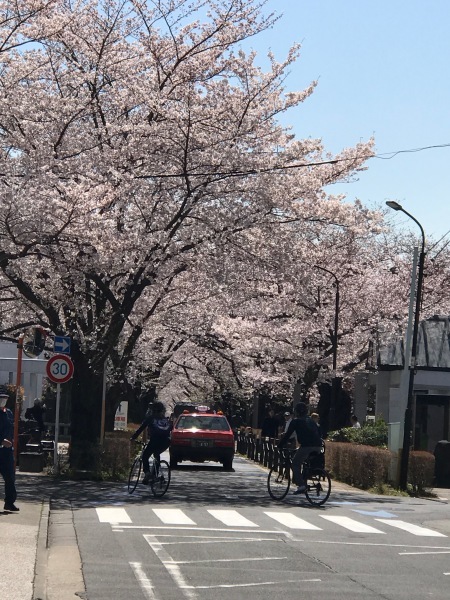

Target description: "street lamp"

left=315, top=265, right=340, bottom=431
left=386, top=200, right=426, bottom=490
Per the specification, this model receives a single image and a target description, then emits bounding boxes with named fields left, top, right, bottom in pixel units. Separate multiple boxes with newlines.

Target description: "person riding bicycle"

left=131, top=401, right=171, bottom=484
left=277, top=402, right=323, bottom=495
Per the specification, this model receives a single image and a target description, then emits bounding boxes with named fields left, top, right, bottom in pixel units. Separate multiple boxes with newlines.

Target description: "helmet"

left=152, top=401, right=165, bottom=414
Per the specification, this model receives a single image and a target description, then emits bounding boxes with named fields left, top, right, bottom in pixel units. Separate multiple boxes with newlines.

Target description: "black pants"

left=0, top=448, right=17, bottom=506
left=142, top=439, right=170, bottom=473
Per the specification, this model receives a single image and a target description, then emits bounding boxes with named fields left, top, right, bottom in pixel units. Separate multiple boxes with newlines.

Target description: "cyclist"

left=277, top=402, right=323, bottom=495
left=131, top=401, right=171, bottom=484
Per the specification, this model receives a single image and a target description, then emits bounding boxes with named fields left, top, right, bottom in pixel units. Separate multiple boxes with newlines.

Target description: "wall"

left=0, top=341, right=47, bottom=409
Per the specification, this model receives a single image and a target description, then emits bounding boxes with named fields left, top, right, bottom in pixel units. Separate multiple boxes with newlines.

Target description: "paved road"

left=37, top=454, right=450, bottom=600
left=5, top=455, right=450, bottom=599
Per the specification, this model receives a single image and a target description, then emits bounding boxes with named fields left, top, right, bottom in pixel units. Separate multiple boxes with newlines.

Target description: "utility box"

left=434, top=440, right=450, bottom=487
left=19, top=452, right=45, bottom=473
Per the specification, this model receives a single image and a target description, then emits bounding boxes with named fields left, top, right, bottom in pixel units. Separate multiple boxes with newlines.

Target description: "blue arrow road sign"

left=54, top=336, right=71, bottom=354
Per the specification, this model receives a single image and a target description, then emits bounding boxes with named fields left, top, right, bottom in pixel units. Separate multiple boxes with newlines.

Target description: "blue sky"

left=247, top=0, right=450, bottom=244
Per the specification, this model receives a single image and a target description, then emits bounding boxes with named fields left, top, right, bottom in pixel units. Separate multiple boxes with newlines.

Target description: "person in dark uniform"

left=261, top=408, right=279, bottom=439
left=0, top=390, right=18, bottom=512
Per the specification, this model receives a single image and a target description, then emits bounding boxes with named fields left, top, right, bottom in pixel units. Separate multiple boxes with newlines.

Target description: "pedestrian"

left=310, top=412, right=323, bottom=437
left=278, top=402, right=323, bottom=495
left=260, top=408, right=279, bottom=439
left=0, top=389, right=19, bottom=512
left=351, top=415, right=361, bottom=429
left=130, top=401, right=171, bottom=484
left=27, top=398, right=47, bottom=434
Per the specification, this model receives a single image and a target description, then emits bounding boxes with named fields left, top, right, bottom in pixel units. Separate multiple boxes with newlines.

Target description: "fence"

left=236, top=431, right=284, bottom=471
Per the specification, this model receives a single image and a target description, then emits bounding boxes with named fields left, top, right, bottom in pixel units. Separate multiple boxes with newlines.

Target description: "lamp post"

left=315, top=265, right=340, bottom=431
left=386, top=201, right=426, bottom=490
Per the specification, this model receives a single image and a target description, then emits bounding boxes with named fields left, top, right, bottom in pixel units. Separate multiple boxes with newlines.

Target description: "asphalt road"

left=49, top=455, right=450, bottom=600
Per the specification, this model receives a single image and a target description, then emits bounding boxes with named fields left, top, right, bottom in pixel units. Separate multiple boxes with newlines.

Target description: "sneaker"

left=292, top=485, right=307, bottom=495
left=4, top=503, right=19, bottom=512
left=142, top=472, right=151, bottom=485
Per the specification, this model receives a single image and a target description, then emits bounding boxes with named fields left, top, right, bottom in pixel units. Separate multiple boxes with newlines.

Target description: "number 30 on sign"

left=46, top=354, right=74, bottom=384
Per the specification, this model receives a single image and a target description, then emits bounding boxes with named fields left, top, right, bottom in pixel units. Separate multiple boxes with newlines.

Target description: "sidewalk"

left=2, top=471, right=449, bottom=600
left=1, top=472, right=84, bottom=600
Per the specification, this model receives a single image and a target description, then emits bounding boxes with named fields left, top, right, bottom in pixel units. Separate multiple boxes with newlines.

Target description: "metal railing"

left=236, top=431, right=284, bottom=471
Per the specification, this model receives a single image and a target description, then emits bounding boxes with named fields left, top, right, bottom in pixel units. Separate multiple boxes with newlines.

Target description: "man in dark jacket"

left=0, top=390, right=18, bottom=511
left=278, top=402, right=323, bottom=495
left=131, top=401, right=171, bottom=484
left=261, top=408, right=279, bottom=438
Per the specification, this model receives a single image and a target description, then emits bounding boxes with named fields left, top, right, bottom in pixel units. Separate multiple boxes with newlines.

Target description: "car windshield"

left=176, top=415, right=231, bottom=431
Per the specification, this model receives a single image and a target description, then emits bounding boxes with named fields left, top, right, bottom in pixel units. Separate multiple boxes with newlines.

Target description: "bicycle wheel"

left=305, top=469, right=331, bottom=506
left=151, top=459, right=171, bottom=498
left=268, top=465, right=291, bottom=500
left=128, top=456, right=142, bottom=494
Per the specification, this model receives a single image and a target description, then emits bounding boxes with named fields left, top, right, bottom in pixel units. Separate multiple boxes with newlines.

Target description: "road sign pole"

left=46, top=355, right=74, bottom=474
left=54, top=383, right=61, bottom=473
left=13, top=333, right=24, bottom=468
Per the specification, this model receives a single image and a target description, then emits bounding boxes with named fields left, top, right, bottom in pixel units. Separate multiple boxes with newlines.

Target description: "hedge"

left=325, top=442, right=435, bottom=492
left=325, top=441, right=391, bottom=489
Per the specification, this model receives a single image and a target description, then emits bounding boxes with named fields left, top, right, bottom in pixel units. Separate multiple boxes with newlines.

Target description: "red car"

left=170, top=410, right=235, bottom=470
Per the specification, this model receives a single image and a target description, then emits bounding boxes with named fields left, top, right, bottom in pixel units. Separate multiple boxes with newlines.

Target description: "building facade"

left=0, top=340, right=47, bottom=410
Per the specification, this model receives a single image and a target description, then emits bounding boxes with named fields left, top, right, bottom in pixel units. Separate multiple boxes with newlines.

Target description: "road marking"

left=129, top=562, right=158, bottom=600
left=399, top=550, right=450, bottom=555
left=376, top=519, right=447, bottom=537
left=145, top=535, right=198, bottom=599
left=353, top=510, right=397, bottom=518
left=207, top=509, right=258, bottom=527
left=321, top=516, right=385, bottom=533
left=187, top=579, right=321, bottom=589
left=264, top=512, right=322, bottom=530
left=144, top=534, right=319, bottom=591
left=114, top=525, right=285, bottom=534
left=96, top=507, right=131, bottom=524
left=160, top=539, right=282, bottom=546
left=153, top=509, right=196, bottom=525
left=164, top=556, right=287, bottom=564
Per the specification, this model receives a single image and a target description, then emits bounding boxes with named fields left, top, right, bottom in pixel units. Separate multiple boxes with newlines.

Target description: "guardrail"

left=236, top=432, right=284, bottom=471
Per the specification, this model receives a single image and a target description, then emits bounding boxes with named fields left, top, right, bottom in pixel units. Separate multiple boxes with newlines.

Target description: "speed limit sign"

left=46, top=354, right=74, bottom=384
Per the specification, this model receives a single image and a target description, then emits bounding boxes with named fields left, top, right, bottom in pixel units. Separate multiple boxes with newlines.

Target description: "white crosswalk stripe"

left=207, top=509, right=258, bottom=527
left=153, top=508, right=196, bottom=525
left=97, top=506, right=447, bottom=538
left=96, top=507, right=132, bottom=524
left=264, top=511, right=322, bottom=530
left=375, top=519, right=447, bottom=537
left=320, top=515, right=385, bottom=533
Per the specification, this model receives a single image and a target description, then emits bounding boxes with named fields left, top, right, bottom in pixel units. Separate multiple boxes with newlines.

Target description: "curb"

left=33, top=499, right=86, bottom=600
left=33, top=500, right=49, bottom=600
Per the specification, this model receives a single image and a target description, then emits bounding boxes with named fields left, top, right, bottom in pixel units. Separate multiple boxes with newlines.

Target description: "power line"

left=136, top=142, right=450, bottom=179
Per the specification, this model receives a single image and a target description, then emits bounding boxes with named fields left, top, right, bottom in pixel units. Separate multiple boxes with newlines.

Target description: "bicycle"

left=128, top=441, right=171, bottom=498
left=267, top=446, right=331, bottom=506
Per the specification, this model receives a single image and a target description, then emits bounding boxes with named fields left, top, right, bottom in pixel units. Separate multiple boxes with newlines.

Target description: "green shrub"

left=408, top=451, right=435, bottom=495
left=58, top=434, right=132, bottom=480
left=101, top=433, right=132, bottom=479
left=326, top=441, right=392, bottom=489
left=327, top=420, right=388, bottom=447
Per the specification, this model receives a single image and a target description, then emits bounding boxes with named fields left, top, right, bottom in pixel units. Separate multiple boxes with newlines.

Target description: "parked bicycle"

left=267, top=447, right=331, bottom=506
left=128, top=441, right=171, bottom=498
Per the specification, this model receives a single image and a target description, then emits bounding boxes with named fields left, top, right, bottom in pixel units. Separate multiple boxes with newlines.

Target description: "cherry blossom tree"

left=6, top=1, right=439, bottom=458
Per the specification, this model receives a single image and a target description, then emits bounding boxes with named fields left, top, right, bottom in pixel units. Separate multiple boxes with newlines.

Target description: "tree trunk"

left=69, top=345, right=103, bottom=470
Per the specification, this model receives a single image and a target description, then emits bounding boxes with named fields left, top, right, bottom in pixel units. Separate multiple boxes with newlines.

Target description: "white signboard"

left=114, top=401, right=128, bottom=431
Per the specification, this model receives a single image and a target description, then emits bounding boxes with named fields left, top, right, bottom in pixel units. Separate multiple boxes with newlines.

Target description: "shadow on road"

left=15, top=455, right=418, bottom=513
